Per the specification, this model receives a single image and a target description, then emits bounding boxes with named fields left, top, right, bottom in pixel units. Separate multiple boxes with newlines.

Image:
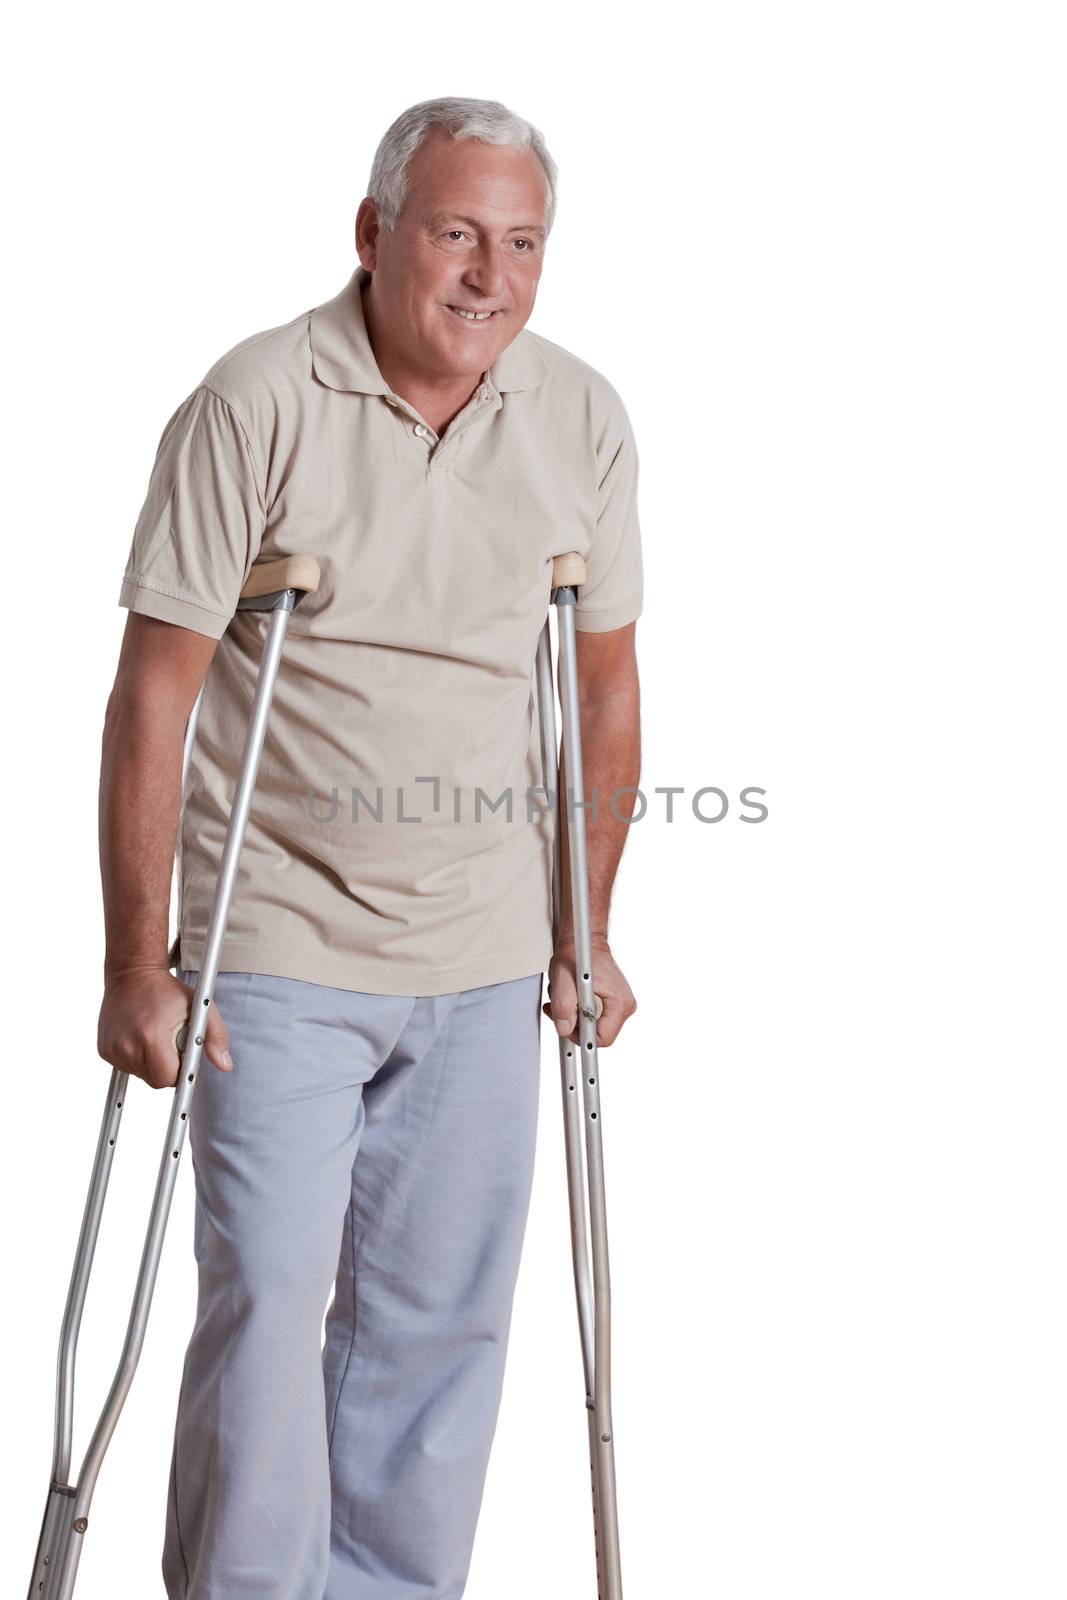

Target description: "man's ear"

left=355, top=196, right=381, bottom=271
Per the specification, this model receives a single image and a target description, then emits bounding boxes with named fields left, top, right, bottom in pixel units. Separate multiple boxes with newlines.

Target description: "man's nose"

left=462, top=245, right=506, bottom=300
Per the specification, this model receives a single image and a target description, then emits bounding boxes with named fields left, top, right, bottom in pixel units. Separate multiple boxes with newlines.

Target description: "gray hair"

left=367, top=97, right=558, bottom=235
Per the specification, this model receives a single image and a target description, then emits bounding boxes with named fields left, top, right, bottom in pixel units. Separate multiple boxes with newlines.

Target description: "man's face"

left=358, top=129, right=548, bottom=383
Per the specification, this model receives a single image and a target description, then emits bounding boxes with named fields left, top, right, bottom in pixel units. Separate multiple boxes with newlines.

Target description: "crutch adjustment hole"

left=172, top=1150, right=179, bottom=1158
left=181, top=1112, right=187, bottom=1120
left=583, top=972, right=589, bottom=979
left=589, top=1076, right=595, bottom=1084
left=203, top=997, right=209, bottom=1005
left=109, top=1138, right=115, bottom=1146
left=187, top=1073, right=194, bottom=1082
left=591, top=1111, right=597, bottom=1119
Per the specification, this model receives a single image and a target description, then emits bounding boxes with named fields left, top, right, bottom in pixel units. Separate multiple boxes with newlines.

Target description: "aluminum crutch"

left=537, top=551, right=624, bottom=1600
left=27, top=553, right=321, bottom=1600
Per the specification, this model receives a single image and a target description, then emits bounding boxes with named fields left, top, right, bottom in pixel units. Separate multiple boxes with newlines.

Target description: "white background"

left=4, top=4, right=1065, bottom=1597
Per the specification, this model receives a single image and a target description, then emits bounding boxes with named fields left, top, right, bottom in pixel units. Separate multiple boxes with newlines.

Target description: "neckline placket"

left=382, top=379, right=501, bottom=469
left=430, top=381, right=502, bottom=471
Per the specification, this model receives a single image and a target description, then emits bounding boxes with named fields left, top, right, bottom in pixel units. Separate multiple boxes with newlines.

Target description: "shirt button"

left=414, top=424, right=427, bottom=437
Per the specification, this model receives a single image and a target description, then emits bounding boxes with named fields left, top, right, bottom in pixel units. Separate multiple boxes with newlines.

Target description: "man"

left=99, top=97, right=642, bottom=1599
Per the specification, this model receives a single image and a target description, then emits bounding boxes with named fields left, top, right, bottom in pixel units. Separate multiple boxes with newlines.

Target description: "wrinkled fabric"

left=118, top=267, right=643, bottom=996
left=164, top=965, right=544, bottom=1600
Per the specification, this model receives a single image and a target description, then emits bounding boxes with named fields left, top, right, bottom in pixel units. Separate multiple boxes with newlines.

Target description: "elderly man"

left=99, top=97, right=642, bottom=1599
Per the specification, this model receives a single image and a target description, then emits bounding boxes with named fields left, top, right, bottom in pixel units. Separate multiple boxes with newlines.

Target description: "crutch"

left=27, top=554, right=320, bottom=1600
left=537, top=552, right=624, bottom=1600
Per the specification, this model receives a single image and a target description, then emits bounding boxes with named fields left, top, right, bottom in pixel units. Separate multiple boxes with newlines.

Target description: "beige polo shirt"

left=118, top=266, right=643, bottom=996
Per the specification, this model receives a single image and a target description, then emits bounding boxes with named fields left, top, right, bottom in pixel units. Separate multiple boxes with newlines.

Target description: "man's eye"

left=446, top=230, right=467, bottom=241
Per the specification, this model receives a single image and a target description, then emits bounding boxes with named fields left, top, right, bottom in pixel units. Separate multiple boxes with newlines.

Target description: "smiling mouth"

left=446, top=304, right=502, bottom=324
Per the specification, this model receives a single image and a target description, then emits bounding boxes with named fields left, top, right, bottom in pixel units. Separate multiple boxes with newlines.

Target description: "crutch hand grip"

left=174, top=1023, right=189, bottom=1056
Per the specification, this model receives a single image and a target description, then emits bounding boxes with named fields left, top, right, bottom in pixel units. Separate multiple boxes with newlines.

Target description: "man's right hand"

left=97, top=968, right=232, bottom=1089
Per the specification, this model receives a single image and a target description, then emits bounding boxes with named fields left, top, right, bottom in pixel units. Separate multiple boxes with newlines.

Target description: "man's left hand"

left=543, top=935, right=636, bottom=1047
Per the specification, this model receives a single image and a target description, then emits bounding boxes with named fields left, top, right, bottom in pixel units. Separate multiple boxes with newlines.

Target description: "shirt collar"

left=309, top=266, right=549, bottom=397
left=309, top=268, right=389, bottom=394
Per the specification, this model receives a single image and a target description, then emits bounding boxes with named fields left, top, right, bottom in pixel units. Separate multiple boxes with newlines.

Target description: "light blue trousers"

left=163, top=967, right=544, bottom=1600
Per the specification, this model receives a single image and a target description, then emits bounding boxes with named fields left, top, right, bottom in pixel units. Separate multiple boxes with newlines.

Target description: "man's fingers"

left=141, top=1037, right=182, bottom=1091
left=544, top=984, right=611, bottom=1046
left=584, top=986, right=636, bottom=1048
left=594, top=989, right=632, bottom=1047
left=204, top=1004, right=233, bottom=1072
left=542, top=999, right=578, bottom=1040
left=595, top=992, right=621, bottom=1047
left=543, top=964, right=578, bottom=1040
left=171, top=1006, right=232, bottom=1072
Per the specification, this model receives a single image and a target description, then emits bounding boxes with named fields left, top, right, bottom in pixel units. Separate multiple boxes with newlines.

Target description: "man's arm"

left=97, top=613, right=232, bottom=1087
left=544, top=621, right=641, bottom=1047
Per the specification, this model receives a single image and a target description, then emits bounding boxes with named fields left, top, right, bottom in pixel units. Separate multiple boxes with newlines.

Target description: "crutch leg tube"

left=27, top=554, right=320, bottom=1600
left=538, top=551, right=624, bottom=1600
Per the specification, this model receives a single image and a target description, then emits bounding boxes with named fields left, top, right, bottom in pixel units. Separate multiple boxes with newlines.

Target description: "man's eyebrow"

left=426, top=213, right=546, bottom=239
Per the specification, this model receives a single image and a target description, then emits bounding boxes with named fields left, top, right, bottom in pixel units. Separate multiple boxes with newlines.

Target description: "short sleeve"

left=575, top=385, right=644, bottom=633
left=118, top=386, right=265, bottom=639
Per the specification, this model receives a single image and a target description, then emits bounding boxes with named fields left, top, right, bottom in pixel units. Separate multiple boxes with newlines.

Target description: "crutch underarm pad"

left=552, top=552, right=587, bottom=588
left=240, top=555, right=321, bottom=600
